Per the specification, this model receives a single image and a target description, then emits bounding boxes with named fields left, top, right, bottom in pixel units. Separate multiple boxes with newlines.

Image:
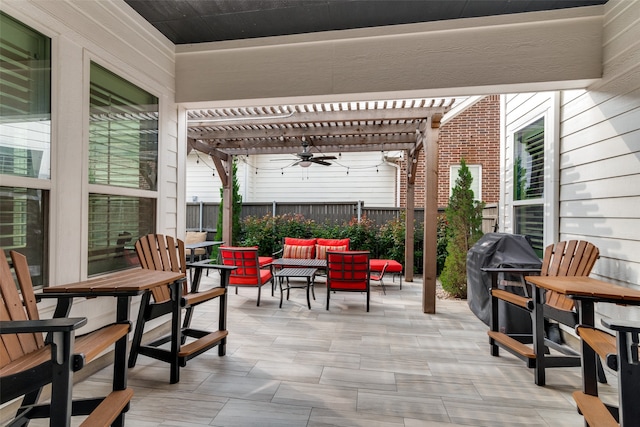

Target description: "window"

left=513, top=117, right=545, bottom=256
left=450, top=164, right=482, bottom=200
left=0, top=13, right=51, bottom=286
left=88, top=63, right=159, bottom=275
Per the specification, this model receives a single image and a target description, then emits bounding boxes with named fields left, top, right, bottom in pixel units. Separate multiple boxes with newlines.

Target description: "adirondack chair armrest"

left=1, top=318, right=88, bottom=369
left=0, top=317, right=87, bottom=334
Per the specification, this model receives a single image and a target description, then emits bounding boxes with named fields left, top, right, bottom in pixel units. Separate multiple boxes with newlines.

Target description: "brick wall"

left=399, top=95, right=500, bottom=208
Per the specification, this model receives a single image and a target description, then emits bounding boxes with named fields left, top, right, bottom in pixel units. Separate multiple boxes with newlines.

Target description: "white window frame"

left=505, top=93, right=559, bottom=254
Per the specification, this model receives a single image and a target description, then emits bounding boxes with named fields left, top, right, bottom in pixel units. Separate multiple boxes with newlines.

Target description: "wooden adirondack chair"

left=0, top=249, right=132, bottom=427
left=487, top=240, right=600, bottom=384
left=128, top=234, right=229, bottom=383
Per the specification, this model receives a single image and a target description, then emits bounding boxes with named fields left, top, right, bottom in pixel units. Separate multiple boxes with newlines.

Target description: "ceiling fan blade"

left=312, top=159, right=332, bottom=166
left=313, top=156, right=337, bottom=161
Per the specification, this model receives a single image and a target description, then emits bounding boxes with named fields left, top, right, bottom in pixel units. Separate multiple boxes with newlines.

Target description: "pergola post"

left=404, top=151, right=416, bottom=283
left=422, top=117, right=442, bottom=314
left=221, top=157, right=233, bottom=246
left=209, top=150, right=233, bottom=246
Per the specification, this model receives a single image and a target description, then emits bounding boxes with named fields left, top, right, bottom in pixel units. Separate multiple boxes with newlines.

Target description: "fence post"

left=199, top=201, right=204, bottom=231
left=357, top=201, right=362, bottom=222
left=272, top=201, right=277, bottom=217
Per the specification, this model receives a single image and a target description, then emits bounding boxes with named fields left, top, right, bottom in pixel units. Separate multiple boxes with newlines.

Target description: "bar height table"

left=42, top=268, right=185, bottom=421
left=524, top=275, right=640, bottom=424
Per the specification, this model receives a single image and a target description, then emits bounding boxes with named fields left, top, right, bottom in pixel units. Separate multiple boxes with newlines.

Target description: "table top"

left=185, top=240, right=224, bottom=249
left=43, top=268, right=185, bottom=295
left=188, top=259, right=237, bottom=271
left=525, top=275, right=640, bottom=303
left=271, top=258, right=327, bottom=268
left=275, top=267, right=318, bottom=278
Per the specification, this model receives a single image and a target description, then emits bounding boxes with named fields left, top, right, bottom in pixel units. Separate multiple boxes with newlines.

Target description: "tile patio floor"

left=42, top=274, right=621, bottom=426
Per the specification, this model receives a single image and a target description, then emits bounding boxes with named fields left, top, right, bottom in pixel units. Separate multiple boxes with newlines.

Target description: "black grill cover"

left=466, top=233, right=542, bottom=334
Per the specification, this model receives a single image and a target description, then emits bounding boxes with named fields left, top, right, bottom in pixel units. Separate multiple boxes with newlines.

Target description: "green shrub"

left=440, top=159, right=484, bottom=298
left=436, top=214, right=448, bottom=275
left=340, top=216, right=377, bottom=251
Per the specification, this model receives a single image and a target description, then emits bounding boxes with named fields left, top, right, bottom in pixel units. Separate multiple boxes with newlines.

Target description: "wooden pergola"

left=186, top=98, right=454, bottom=313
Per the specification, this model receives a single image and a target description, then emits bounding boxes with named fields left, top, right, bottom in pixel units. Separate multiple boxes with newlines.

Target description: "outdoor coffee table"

left=275, top=267, right=318, bottom=309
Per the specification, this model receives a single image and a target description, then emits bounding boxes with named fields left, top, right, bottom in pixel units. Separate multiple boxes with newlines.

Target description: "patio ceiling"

left=186, top=97, right=456, bottom=159
left=125, top=0, right=607, bottom=45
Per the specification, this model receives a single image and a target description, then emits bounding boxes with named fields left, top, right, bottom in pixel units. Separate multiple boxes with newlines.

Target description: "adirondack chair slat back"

left=540, top=240, right=599, bottom=311
left=135, top=234, right=187, bottom=303
left=1, top=250, right=45, bottom=369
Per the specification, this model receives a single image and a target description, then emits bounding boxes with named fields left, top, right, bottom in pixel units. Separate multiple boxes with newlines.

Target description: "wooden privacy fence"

left=187, top=202, right=498, bottom=234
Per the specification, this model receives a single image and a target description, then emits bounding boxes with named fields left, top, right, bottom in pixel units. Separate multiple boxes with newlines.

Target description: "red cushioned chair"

left=219, top=246, right=273, bottom=306
left=326, top=250, right=371, bottom=312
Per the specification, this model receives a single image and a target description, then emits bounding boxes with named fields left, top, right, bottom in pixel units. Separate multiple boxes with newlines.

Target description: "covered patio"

left=75, top=273, right=618, bottom=426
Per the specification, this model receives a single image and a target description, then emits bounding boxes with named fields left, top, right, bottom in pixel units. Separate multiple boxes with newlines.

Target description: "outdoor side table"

left=275, top=267, right=318, bottom=309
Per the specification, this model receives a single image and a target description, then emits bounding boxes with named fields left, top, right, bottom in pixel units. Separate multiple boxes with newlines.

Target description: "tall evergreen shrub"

left=215, top=159, right=242, bottom=248
left=440, top=159, right=484, bottom=298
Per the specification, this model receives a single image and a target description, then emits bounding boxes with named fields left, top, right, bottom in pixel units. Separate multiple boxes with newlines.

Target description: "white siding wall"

left=558, top=0, right=640, bottom=321
left=500, top=0, right=640, bottom=323
left=2, top=1, right=177, bottom=326
left=186, top=151, right=398, bottom=206
left=186, top=151, right=226, bottom=202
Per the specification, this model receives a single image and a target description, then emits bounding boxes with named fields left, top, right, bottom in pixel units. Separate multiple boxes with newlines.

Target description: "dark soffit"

left=124, top=0, right=608, bottom=45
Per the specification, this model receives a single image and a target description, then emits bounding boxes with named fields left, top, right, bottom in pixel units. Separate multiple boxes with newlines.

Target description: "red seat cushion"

left=229, top=268, right=272, bottom=286
left=370, top=259, right=403, bottom=273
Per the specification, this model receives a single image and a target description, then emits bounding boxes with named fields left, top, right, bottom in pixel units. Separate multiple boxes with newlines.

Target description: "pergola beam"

left=188, top=105, right=450, bottom=128
left=189, top=123, right=421, bottom=140
left=192, top=135, right=418, bottom=156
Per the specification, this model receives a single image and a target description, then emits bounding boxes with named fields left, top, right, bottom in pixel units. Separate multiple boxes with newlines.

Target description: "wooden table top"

left=525, top=275, right=640, bottom=303
left=43, top=268, right=185, bottom=294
